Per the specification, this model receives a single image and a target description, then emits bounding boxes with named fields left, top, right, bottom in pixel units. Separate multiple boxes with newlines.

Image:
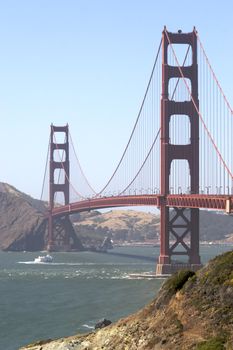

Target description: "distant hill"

left=73, top=209, right=233, bottom=244
left=0, top=182, right=233, bottom=251
left=72, top=210, right=161, bottom=248
left=200, top=210, right=233, bottom=242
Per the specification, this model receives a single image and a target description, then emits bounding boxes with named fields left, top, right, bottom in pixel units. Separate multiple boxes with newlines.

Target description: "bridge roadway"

left=48, top=194, right=233, bottom=217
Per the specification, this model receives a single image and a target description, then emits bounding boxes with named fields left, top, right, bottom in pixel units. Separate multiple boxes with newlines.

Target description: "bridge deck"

left=48, top=194, right=233, bottom=217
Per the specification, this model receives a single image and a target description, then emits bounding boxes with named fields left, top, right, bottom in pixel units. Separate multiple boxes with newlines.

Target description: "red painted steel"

left=47, top=194, right=233, bottom=218
left=48, top=124, right=70, bottom=251
left=158, top=27, right=201, bottom=274
left=49, top=195, right=161, bottom=217
left=166, top=194, right=233, bottom=211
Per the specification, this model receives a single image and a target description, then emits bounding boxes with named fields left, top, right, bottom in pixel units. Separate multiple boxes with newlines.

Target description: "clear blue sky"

left=0, top=0, right=232, bottom=199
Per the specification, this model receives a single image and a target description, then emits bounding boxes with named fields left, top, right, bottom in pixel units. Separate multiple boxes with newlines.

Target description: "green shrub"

left=204, top=251, right=233, bottom=286
left=164, top=270, right=195, bottom=293
left=196, top=336, right=226, bottom=350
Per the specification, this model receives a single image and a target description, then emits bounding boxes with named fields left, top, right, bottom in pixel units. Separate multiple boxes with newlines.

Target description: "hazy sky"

left=0, top=0, right=233, bottom=199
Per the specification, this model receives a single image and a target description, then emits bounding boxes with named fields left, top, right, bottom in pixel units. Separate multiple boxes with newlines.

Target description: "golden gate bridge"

left=41, top=27, right=233, bottom=275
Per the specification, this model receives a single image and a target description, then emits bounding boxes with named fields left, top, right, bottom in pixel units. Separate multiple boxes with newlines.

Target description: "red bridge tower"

left=47, top=124, right=83, bottom=251
left=156, top=28, right=202, bottom=274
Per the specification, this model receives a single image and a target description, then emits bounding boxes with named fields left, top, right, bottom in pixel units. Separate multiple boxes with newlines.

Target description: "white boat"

left=34, top=254, right=53, bottom=263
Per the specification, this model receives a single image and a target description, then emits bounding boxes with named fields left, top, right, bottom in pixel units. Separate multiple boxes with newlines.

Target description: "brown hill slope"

left=74, top=209, right=233, bottom=243
left=20, top=250, right=233, bottom=349
left=73, top=209, right=160, bottom=246
left=0, top=183, right=47, bottom=251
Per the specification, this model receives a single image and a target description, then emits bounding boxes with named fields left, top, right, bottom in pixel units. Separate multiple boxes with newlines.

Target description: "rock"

left=0, top=183, right=47, bottom=251
left=95, top=318, right=112, bottom=329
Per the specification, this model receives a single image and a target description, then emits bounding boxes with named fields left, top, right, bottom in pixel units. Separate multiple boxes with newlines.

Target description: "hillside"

left=0, top=183, right=47, bottom=251
left=73, top=209, right=233, bottom=244
left=200, top=211, right=233, bottom=242
left=73, top=210, right=160, bottom=247
left=20, top=250, right=233, bottom=349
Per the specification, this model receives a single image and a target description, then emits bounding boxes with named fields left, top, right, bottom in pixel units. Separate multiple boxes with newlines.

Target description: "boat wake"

left=17, top=261, right=152, bottom=266
left=18, top=261, right=55, bottom=265
left=82, top=324, right=95, bottom=330
left=17, top=261, right=83, bottom=265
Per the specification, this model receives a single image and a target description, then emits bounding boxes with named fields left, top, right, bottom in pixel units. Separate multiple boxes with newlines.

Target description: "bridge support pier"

left=156, top=206, right=201, bottom=275
left=47, top=215, right=83, bottom=252
left=157, top=27, right=202, bottom=275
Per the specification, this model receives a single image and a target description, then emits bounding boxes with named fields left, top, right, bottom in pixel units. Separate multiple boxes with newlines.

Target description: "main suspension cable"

left=119, top=128, right=161, bottom=195
left=196, top=32, right=233, bottom=116
left=95, top=39, right=163, bottom=197
left=69, top=131, right=97, bottom=195
left=109, top=39, right=191, bottom=196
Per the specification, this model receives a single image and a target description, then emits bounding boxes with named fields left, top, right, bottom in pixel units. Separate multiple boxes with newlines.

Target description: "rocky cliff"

left=0, top=183, right=47, bottom=251
left=20, top=250, right=233, bottom=349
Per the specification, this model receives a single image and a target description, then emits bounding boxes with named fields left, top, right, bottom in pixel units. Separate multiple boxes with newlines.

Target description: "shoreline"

left=113, top=241, right=233, bottom=248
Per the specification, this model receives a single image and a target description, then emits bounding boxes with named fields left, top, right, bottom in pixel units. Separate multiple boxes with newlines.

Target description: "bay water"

left=0, top=245, right=232, bottom=350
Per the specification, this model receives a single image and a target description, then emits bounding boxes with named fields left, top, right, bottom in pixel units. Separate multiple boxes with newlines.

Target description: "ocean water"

left=0, top=245, right=232, bottom=350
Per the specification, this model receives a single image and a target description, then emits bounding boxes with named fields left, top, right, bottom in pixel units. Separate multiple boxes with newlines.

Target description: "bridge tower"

left=156, top=27, right=202, bottom=274
left=47, top=124, right=83, bottom=251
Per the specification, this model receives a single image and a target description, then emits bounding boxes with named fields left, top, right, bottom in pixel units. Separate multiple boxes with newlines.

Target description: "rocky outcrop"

left=0, top=183, right=47, bottom=251
left=94, top=319, right=112, bottom=329
left=19, top=250, right=233, bottom=349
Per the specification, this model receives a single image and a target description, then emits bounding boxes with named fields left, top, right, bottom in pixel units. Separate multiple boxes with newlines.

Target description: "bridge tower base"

left=156, top=263, right=202, bottom=275
left=47, top=215, right=83, bottom=252
left=157, top=28, right=202, bottom=275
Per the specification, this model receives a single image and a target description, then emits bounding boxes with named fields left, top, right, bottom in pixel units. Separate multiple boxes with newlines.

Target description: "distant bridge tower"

left=156, top=27, right=202, bottom=274
left=47, top=124, right=83, bottom=251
